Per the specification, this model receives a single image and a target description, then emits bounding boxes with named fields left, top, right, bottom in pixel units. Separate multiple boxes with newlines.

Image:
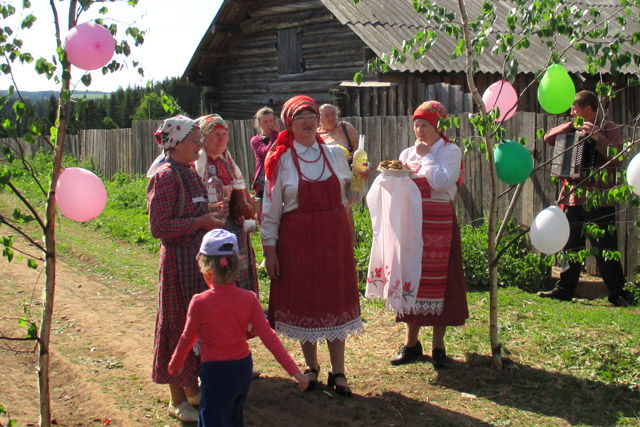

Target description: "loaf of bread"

left=378, top=160, right=410, bottom=170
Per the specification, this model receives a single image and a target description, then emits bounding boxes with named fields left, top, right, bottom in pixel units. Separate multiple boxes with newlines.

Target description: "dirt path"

left=0, top=244, right=167, bottom=425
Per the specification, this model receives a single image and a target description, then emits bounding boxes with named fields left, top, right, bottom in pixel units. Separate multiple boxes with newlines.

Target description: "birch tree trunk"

left=37, top=3, right=76, bottom=425
left=458, top=0, right=502, bottom=369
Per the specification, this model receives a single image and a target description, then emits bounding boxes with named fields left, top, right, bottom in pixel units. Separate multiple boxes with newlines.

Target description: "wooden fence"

left=338, top=81, right=474, bottom=117
left=1, top=114, right=638, bottom=279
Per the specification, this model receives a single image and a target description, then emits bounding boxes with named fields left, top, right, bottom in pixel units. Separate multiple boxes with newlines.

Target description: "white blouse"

left=399, top=138, right=462, bottom=201
left=261, top=140, right=360, bottom=246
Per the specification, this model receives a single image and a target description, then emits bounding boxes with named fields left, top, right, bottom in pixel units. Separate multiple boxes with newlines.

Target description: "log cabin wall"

left=201, top=0, right=368, bottom=119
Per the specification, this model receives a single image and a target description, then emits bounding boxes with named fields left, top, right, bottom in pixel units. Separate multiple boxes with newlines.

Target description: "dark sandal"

left=432, top=347, right=447, bottom=369
left=327, top=372, right=352, bottom=397
left=303, top=365, right=320, bottom=391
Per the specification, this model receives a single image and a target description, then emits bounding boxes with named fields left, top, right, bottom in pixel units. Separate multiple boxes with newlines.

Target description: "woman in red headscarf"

left=260, top=95, right=365, bottom=397
left=195, top=114, right=259, bottom=296
left=389, top=101, right=469, bottom=369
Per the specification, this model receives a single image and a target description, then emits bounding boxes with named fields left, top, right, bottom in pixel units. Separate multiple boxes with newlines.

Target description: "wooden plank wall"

left=342, top=76, right=640, bottom=125
left=1, top=114, right=639, bottom=279
left=343, top=82, right=475, bottom=117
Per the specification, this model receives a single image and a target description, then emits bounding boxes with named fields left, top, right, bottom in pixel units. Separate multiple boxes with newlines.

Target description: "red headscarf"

left=264, top=95, right=324, bottom=197
left=413, top=101, right=449, bottom=139
left=413, top=101, right=464, bottom=186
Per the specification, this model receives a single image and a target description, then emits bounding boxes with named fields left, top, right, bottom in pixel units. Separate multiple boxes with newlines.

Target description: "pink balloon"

left=482, top=80, right=518, bottom=122
left=64, top=22, right=115, bottom=71
left=55, top=167, right=107, bottom=222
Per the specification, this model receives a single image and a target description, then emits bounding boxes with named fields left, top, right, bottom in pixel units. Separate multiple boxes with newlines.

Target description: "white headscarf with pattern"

left=146, top=115, right=198, bottom=177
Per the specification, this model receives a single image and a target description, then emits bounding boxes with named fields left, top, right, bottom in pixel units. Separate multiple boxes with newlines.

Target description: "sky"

left=1, top=0, right=223, bottom=93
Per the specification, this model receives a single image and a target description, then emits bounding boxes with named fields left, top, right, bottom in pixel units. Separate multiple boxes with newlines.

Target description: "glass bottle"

left=351, top=135, right=368, bottom=192
left=206, top=165, right=224, bottom=204
left=229, top=179, right=255, bottom=220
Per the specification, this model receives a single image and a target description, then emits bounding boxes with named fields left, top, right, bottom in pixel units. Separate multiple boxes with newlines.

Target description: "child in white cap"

left=168, top=229, right=308, bottom=426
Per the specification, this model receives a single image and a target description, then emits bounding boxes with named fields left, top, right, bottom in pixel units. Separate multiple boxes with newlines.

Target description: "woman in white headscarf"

left=147, top=115, right=225, bottom=422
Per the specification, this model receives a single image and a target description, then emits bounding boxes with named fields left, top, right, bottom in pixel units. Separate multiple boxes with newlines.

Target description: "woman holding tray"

left=366, top=100, right=468, bottom=369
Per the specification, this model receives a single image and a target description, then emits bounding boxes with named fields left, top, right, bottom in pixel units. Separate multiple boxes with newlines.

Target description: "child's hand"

left=294, top=371, right=309, bottom=392
left=168, top=361, right=183, bottom=376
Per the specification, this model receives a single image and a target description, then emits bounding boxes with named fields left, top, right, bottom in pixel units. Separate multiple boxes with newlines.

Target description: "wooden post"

left=380, top=87, right=388, bottom=116
left=406, top=77, right=414, bottom=115
left=397, top=81, right=406, bottom=118
left=388, top=85, right=397, bottom=116
left=372, top=87, right=379, bottom=116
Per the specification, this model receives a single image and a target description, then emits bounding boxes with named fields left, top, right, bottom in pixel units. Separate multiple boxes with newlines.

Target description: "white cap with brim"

left=200, top=229, right=238, bottom=256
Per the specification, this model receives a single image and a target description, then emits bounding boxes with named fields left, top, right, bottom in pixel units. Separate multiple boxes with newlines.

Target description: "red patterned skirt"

left=396, top=211, right=469, bottom=326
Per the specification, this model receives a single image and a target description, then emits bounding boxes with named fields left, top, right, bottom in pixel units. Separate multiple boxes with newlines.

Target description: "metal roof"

left=320, top=0, right=640, bottom=75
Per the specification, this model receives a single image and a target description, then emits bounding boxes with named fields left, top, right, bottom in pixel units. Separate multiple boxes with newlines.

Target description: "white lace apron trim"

left=274, top=316, right=363, bottom=344
left=406, top=298, right=445, bottom=316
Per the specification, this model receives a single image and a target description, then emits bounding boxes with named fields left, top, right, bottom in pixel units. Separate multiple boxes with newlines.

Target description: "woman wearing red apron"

left=391, top=101, right=469, bottom=369
left=261, top=96, right=364, bottom=397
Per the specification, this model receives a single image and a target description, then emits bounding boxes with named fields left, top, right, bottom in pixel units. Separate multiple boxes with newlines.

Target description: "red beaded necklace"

left=294, top=146, right=327, bottom=182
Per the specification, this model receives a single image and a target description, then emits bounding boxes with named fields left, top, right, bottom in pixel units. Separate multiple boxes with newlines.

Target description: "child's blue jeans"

left=199, top=354, right=253, bottom=427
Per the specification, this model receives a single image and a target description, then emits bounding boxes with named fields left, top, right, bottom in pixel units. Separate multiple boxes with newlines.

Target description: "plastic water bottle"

left=351, top=135, right=367, bottom=192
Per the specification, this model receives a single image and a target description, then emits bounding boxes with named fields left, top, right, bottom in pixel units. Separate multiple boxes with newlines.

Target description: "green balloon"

left=494, top=140, right=533, bottom=185
left=537, top=64, right=576, bottom=114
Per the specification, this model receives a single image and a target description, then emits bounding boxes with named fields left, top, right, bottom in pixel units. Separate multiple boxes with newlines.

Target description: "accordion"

left=550, top=132, right=597, bottom=179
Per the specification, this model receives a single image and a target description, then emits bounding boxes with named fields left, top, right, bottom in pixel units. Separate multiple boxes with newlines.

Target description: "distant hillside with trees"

left=0, top=77, right=203, bottom=137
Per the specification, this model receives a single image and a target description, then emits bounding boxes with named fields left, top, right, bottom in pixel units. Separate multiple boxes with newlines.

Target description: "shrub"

left=1, top=150, right=99, bottom=205
left=2, top=151, right=157, bottom=251
left=104, top=172, right=148, bottom=211
left=352, top=203, right=373, bottom=293
left=96, top=172, right=156, bottom=251
left=460, top=219, right=553, bottom=292
left=625, top=265, right=640, bottom=304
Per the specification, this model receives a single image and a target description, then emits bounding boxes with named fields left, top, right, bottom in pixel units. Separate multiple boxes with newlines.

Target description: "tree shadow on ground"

left=433, top=352, right=639, bottom=427
left=243, top=376, right=493, bottom=427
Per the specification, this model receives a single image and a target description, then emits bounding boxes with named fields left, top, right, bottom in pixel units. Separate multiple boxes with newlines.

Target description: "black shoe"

left=303, top=365, right=320, bottom=391
left=432, top=347, right=446, bottom=369
left=327, top=372, right=352, bottom=397
left=537, top=288, right=572, bottom=301
left=390, top=341, right=423, bottom=366
left=609, top=295, right=631, bottom=307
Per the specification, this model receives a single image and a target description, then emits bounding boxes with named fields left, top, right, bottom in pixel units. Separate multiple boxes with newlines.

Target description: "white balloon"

left=627, top=152, right=640, bottom=196
left=530, top=205, right=570, bottom=254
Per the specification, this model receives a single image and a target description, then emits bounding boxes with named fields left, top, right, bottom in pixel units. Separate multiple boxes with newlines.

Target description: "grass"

left=255, top=286, right=639, bottom=426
